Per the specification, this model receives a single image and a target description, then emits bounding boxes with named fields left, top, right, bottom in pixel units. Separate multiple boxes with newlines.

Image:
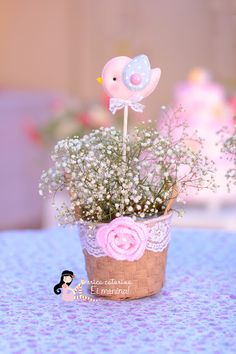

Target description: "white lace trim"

left=79, top=213, right=172, bottom=258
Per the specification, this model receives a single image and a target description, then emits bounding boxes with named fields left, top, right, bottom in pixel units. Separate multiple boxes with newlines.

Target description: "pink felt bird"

left=97, top=54, right=161, bottom=114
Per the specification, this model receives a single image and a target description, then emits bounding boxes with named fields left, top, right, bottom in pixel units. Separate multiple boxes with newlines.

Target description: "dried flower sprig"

left=217, top=124, right=236, bottom=191
left=39, top=108, right=217, bottom=226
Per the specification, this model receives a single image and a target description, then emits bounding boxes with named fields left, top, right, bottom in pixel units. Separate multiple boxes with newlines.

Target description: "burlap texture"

left=83, top=246, right=168, bottom=300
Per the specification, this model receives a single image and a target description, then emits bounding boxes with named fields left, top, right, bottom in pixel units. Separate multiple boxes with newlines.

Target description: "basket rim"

left=79, top=211, right=173, bottom=228
left=137, top=210, right=173, bottom=223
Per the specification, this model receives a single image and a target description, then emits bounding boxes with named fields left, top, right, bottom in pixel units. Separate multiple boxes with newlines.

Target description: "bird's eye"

left=113, top=77, right=117, bottom=81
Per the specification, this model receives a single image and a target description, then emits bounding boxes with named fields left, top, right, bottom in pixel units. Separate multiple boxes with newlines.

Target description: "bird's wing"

left=122, top=54, right=151, bottom=91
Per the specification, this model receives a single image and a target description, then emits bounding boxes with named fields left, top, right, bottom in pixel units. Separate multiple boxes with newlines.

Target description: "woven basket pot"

left=79, top=211, right=173, bottom=300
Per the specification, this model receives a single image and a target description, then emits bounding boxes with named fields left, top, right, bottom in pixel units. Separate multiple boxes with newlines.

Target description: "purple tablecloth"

left=0, top=227, right=235, bottom=353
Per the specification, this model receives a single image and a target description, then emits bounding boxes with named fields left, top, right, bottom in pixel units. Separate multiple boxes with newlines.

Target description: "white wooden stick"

left=122, top=104, right=128, bottom=163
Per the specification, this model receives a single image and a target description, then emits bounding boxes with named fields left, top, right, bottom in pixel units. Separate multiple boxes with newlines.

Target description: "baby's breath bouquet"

left=39, top=108, right=216, bottom=227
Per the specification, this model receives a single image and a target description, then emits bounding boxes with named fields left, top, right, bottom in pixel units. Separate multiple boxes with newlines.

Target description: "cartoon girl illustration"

left=54, top=270, right=98, bottom=302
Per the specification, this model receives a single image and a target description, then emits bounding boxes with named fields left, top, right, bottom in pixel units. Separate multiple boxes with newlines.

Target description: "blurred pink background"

left=0, top=0, right=235, bottom=230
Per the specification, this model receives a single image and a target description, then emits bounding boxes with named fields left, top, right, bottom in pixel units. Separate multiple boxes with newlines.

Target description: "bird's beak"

left=96, top=77, right=103, bottom=85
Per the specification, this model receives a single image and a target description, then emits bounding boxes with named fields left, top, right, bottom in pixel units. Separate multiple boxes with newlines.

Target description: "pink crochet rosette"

left=96, top=216, right=149, bottom=261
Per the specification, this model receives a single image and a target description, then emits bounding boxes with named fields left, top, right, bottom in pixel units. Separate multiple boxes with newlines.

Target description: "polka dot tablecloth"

left=0, top=227, right=235, bottom=354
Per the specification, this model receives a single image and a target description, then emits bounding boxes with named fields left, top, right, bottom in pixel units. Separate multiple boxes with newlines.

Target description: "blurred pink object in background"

left=77, top=105, right=111, bottom=129
left=172, top=68, right=235, bottom=205
left=229, top=96, right=236, bottom=117
left=23, top=119, right=43, bottom=145
left=0, top=90, right=65, bottom=229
